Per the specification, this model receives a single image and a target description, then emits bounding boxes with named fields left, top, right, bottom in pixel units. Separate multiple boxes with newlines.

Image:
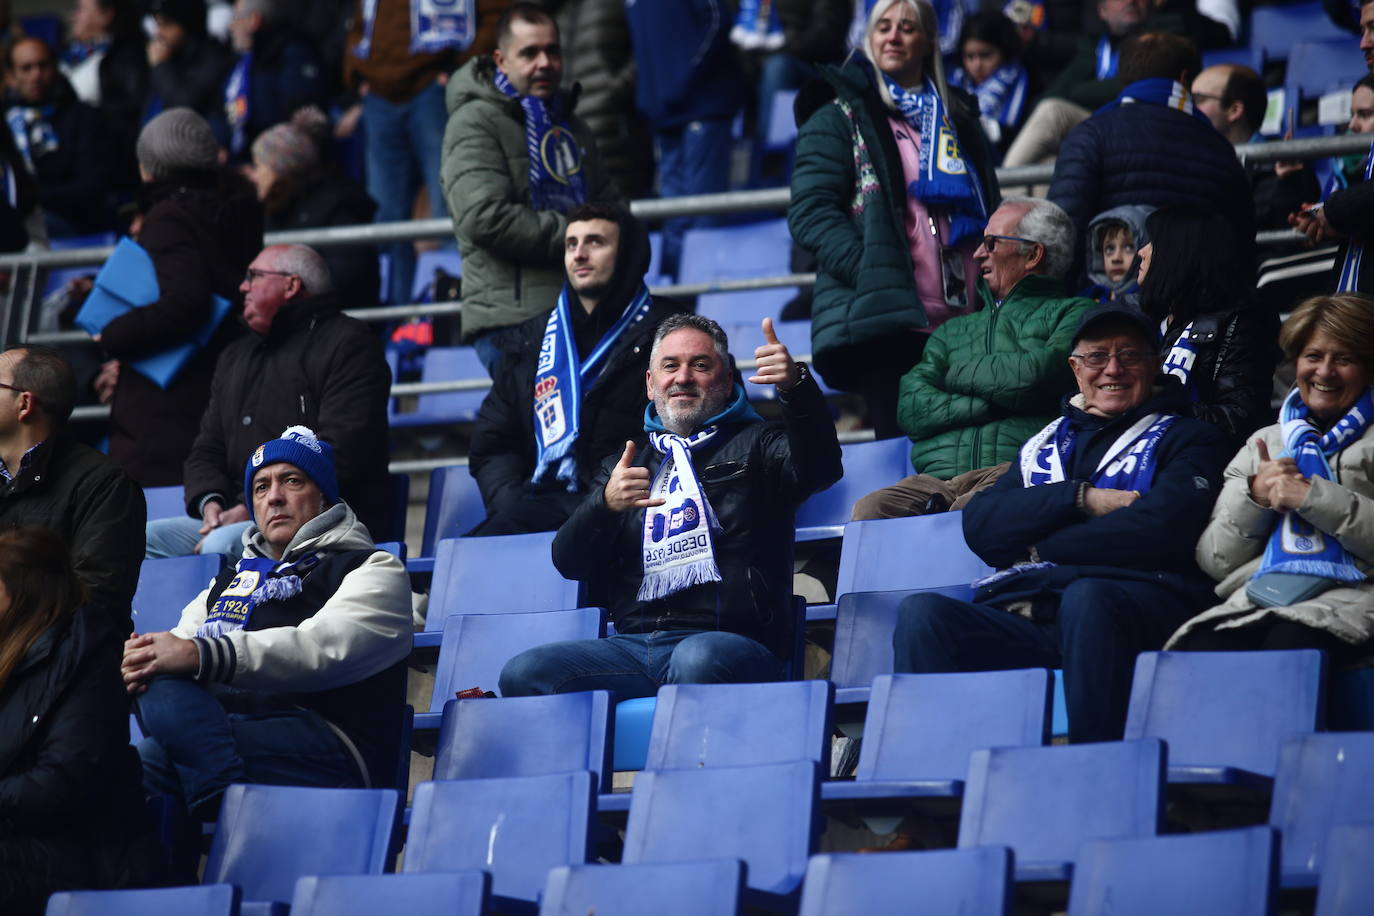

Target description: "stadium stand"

left=1269, top=732, right=1374, bottom=890
left=799, top=848, right=1014, bottom=916
left=291, top=873, right=489, bottom=916
left=542, top=861, right=747, bottom=916
left=44, top=885, right=240, bottom=916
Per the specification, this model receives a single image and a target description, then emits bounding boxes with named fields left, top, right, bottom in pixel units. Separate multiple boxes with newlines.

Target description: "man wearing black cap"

left=467, top=202, right=680, bottom=536
left=892, top=303, right=1230, bottom=743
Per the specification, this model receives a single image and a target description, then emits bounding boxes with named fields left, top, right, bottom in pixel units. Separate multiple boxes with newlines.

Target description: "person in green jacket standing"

left=788, top=0, right=999, bottom=438
left=853, top=197, right=1094, bottom=519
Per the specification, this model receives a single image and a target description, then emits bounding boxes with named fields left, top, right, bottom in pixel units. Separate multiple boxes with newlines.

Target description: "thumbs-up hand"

left=748, top=317, right=800, bottom=391
left=604, top=440, right=665, bottom=513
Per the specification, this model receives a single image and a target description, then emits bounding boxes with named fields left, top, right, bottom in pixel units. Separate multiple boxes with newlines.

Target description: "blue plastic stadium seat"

left=1250, top=2, right=1351, bottom=63
left=132, top=553, right=223, bottom=634
left=410, top=247, right=463, bottom=302
left=698, top=287, right=796, bottom=328
left=1330, top=666, right=1374, bottom=729
left=799, top=848, right=1013, bottom=916
left=143, top=485, right=185, bottom=522
left=1123, top=650, right=1325, bottom=794
left=434, top=690, right=612, bottom=792
left=405, top=771, right=595, bottom=914
left=1316, top=822, right=1374, bottom=915
left=794, top=437, right=911, bottom=540
left=414, top=532, right=581, bottom=648
left=291, top=872, right=488, bottom=916
left=46, top=885, right=240, bottom=916
left=389, top=346, right=488, bottom=427
left=822, top=670, right=1051, bottom=822
left=957, top=739, right=1164, bottom=885
left=1269, top=732, right=1374, bottom=889
left=1067, top=827, right=1278, bottom=916
left=415, top=607, right=604, bottom=729
left=678, top=219, right=792, bottom=286
left=541, top=860, right=746, bottom=916
left=416, top=464, right=486, bottom=560
left=613, top=696, right=657, bottom=772
left=204, top=784, right=399, bottom=909
left=623, top=760, right=819, bottom=911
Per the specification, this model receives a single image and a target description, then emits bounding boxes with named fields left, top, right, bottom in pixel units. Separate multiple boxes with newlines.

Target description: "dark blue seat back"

left=434, top=690, right=613, bottom=791
left=644, top=680, right=833, bottom=771
left=1068, top=827, right=1278, bottom=916
left=425, top=533, right=581, bottom=633
left=1124, top=650, right=1325, bottom=778
left=204, top=785, right=399, bottom=905
left=45, top=885, right=239, bottom=916
left=795, top=438, right=910, bottom=532
left=835, top=513, right=994, bottom=597
left=831, top=587, right=974, bottom=691
left=143, top=485, right=185, bottom=522
left=799, top=848, right=1013, bottom=916
left=391, top=346, right=488, bottom=426
left=132, top=553, right=224, bottom=634
left=291, top=872, right=489, bottom=916
left=1251, top=1, right=1351, bottom=62
left=541, top=861, right=746, bottom=916
left=1316, top=823, right=1374, bottom=915
left=678, top=219, right=791, bottom=285
left=859, top=671, right=1051, bottom=782
left=405, top=771, right=595, bottom=908
left=420, top=464, right=486, bottom=554
left=1270, top=732, right=1374, bottom=887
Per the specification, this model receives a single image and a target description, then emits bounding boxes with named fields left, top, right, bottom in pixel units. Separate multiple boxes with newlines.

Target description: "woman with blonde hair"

left=789, top=0, right=998, bottom=436
left=1169, top=292, right=1374, bottom=660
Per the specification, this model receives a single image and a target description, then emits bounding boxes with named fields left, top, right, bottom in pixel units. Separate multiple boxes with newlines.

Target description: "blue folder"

left=75, top=237, right=232, bottom=389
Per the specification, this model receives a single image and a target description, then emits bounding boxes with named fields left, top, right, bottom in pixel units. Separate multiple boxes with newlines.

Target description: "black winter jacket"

left=101, top=171, right=263, bottom=487
left=5, top=79, right=115, bottom=233
left=0, top=437, right=144, bottom=630
left=0, top=606, right=157, bottom=912
left=146, top=32, right=235, bottom=122
left=553, top=371, right=842, bottom=656
left=963, top=379, right=1230, bottom=613
left=1322, top=173, right=1374, bottom=293
left=182, top=291, right=392, bottom=538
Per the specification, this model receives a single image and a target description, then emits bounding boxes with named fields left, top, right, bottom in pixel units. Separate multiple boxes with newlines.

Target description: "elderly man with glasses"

left=145, top=244, right=392, bottom=560
left=852, top=197, right=1095, bottom=521
left=892, top=303, right=1230, bottom=743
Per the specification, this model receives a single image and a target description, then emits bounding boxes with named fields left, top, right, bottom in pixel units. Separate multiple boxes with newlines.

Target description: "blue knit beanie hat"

left=244, top=426, right=339, bottom=507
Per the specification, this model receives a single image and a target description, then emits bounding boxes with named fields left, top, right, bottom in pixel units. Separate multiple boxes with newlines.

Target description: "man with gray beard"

left=499, top=313, right=842, bottom=698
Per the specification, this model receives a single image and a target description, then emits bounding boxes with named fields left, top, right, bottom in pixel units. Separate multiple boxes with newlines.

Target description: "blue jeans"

left=893, top=578, right=1194, bottom=744
left=363, top=81, right=450, bottom=304
left=145, top=516, right=251, bottom=560
left=498, top=630, right=782, bottom=701
left=136, top=677, right=364, bottom=819
left=656, top=117, right=734, bottom=280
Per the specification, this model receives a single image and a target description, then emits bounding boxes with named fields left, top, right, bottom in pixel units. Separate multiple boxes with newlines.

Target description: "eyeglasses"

left=1190, top=91, right=1226, bottom=106
left=980, top=234, right=1039, bottom=253
left=243, top=268, right=293, bottom=286
left=1070, top=349, right=1153, bottom=369
left=0, top=382, right=23, bottom=395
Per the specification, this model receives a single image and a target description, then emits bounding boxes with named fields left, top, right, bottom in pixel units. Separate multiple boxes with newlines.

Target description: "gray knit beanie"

left=137, top=108, right=219, bottom=179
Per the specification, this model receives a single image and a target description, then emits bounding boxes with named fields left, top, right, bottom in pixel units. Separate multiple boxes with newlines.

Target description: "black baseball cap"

left=1070, top=303, right=1160, bottom=351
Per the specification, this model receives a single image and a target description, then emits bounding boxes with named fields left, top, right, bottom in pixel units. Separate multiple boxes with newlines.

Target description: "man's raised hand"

left=604, top=440, right=666, bottom=512
left=748, top=317, right=800, bottom=391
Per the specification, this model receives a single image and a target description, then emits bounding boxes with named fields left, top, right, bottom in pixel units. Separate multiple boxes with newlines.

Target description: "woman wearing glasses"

left=788, top=0, right=998, bottom=436
left=1135, top=205, right=1279, bottom=453
left=1168, top=293, right=1374, bottom=659
left=90, top=107, right=262, bottom=487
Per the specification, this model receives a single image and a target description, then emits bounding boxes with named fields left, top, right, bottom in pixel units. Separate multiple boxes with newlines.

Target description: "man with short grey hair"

left=853, top=198, right=1095, bottom=520
left=145, top=244, right=392, bottom=559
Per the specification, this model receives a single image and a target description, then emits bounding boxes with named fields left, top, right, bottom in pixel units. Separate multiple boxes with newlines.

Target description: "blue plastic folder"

left=75, top=237, right=232, bottom=389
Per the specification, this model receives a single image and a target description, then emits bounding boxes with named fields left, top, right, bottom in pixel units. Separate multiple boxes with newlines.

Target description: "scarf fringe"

left=638, top=557, right=722, bottom=602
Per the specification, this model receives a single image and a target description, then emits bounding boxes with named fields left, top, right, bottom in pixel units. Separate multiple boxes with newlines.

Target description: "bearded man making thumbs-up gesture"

left=499, top=313, right=842, bottom=697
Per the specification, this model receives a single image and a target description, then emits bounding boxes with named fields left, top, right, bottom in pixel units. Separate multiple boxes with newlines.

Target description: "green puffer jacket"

left=441, top=56, right=619, bottom=341
left=788, top=58, right=999, bottom=391
left=898, top=274, right=1092, bottom=479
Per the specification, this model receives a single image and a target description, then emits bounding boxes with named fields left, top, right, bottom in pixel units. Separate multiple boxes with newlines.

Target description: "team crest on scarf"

left=1020, top=411, right=1176, bottom=492
left=539, top=126, right=583, bottom=186
left=639, top=429, right=722, bottom=601
left=196, top=553, right=320, bottom=639
left=353, top=0, right=474, bottom=58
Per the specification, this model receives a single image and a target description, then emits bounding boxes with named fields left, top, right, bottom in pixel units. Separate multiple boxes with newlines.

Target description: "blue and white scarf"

left=638, top=385, right=761, bottom=601
left=1251, top=387, right=1373, bottom=583
left=1097, top=78, right=1209, bottom=126
left=5, top=105, right=58, bottom=172
left=1335, top=137, right=1374, bottom=292
left=1161, top=319, right=1200, bottom=400
left=353, top=0, right=475, bottom=58
left=1095, top=35, right=1118, bottom=80
left=951, top=63, right=1029, bottom=130
left=1019, top=409, right=1176, bottom=492
left=224, top=52, right=252, bottom=157
left=61, top=39, right=109, bottom=67
left=532, top=284, right=653, bottom=489
left=195, top=552, right=320, bottom=639
left=493, top=69, right=587, bottom=214
left=730, top=0, right=784, bottom=50
left=882, top=74, right=989, bottom=245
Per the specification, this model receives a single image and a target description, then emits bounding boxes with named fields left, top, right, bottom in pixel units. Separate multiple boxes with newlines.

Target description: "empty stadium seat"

left=405, top=770, right=596, bottom=913
left=416, top=464, right=486, bottom=561
left=698, top=286, right=796, bottom=327
left=410, top=247, right=462, bottom=301
left=204, top=784, right=399, bottom=909
left=1282, top=38, right=1368, bottom=129
left=799, top=848, right=1013, bottom=916
left=415, top=607, right=604, bottom=729
left=541, top=860, right=746, bottom=916
left=143, top=485, right=185, bottom=522
left=1269, top=732, right=1374, bottom=889
left=291, top=872, right=488, bottom=916
left=1251, top=2, right=1351, bottom=63
left=678, top=219, right=792, bottom=286
left=1123, top=650, right=1325, bottom=794
left=433, top=690, right=613, bottom=792
left=822, top=670, right=1051, bottom=823
left=794, top=437, right=911, bottom=540
left=1067, top=827, right=1278, bottom=916
left=415, top=532, right=582, bottom=648
left=957, top=739, right=1164, bottom=884
left=623, top=760, right=820, bottom=911
left=45, top=885, right=240, bottom=916
left=132, top=553, right=223, bottom=634
left=1315, top=823, right=1374, bottom=915
left=389, top=346, right=488, bottom=427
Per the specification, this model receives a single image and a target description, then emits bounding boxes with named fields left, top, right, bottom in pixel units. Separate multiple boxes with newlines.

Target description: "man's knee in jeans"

left=666, top=632, right=779, bottom=684
left=499, top=644, right=564, bottom=697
